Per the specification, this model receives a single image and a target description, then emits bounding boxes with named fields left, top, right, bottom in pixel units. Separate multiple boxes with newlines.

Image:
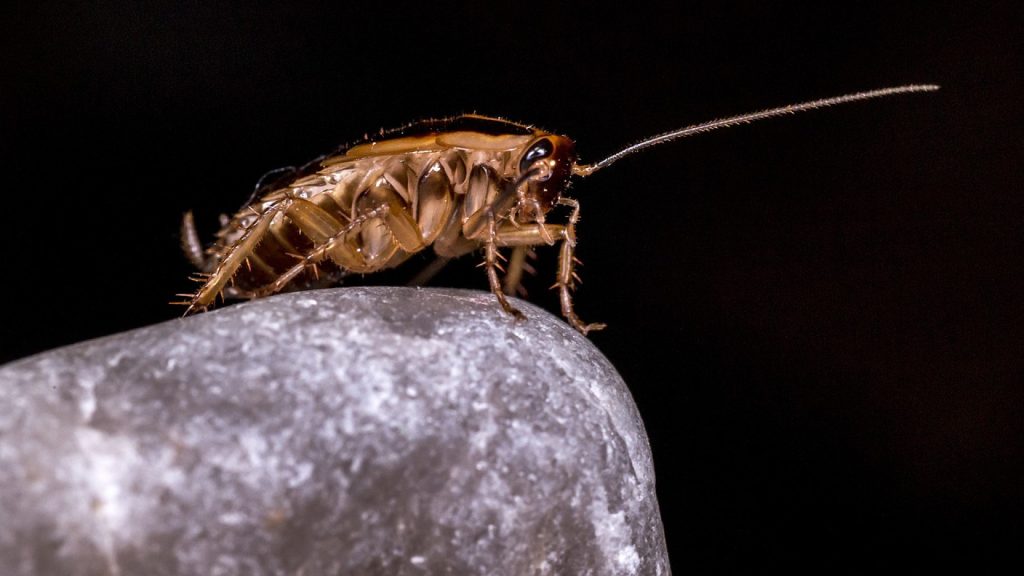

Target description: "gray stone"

left=0, top=287, right=670, bottom=576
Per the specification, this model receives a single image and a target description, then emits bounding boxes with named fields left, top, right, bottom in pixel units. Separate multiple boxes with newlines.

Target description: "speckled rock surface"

left=0, top=287, right=670, bottom=576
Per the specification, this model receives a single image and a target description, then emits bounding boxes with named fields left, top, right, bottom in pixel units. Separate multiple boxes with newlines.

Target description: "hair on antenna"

left=573, top=84, right=939, bottom=177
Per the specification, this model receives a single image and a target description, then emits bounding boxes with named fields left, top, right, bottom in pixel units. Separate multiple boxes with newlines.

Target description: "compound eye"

left=519, top=138, right=554, bottom=173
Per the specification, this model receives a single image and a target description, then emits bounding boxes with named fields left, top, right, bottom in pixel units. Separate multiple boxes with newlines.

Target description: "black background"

left=3, top=1, right=1021, bottom=573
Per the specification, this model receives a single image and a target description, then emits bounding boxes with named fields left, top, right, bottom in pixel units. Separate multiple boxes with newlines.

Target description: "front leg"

left=483, top=211, right=525, bottom=321
left=491, top=208, right=605, bottom=334
left=554, top=198, right=606, bottom=335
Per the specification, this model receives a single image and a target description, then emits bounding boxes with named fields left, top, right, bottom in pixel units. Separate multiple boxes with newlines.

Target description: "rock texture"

left=0, top=287, right=670, bottom=576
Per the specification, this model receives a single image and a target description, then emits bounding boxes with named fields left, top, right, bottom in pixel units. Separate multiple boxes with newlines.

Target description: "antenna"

left=573, top=84, right=939, bottom=176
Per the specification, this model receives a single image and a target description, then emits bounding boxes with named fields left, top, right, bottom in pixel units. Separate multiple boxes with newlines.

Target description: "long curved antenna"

left=573, top=84, right=939, bottom=176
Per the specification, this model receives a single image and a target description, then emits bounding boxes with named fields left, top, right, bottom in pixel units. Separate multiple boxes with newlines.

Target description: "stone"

left=0, top=287, right=671, bottom=576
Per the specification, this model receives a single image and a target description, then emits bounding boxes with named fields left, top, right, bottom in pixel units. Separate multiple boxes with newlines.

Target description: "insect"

left=178, top=85, right=937, bottom=334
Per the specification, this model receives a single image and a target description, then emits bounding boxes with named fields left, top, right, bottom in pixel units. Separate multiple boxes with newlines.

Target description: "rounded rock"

left=0, top=287, right=670, bottom=576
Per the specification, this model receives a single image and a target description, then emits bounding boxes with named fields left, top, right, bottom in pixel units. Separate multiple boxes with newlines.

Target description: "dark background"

left=3, top=1, right=1021, bottom=572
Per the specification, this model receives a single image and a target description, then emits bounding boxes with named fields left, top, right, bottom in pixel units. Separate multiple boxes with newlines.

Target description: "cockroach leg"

left=247, top=252, right=279, bottom=277
left=188, top=196, right=348, bottom=311
left=492, top=224, right=567, bottom=247
left=248, top=257, right=321, bottom=298
left=502, top=246, right=529, bottom=296
left=281, top=196, right=346, bottom=244
left=186, top=200, right=293, bottom=313
left=490, top=217, right=602, bottom=334
left=250, top=203, right=392, bottom=298
left=484, top=212, right=525, bottom=321
left=555, top=198, right=605, bottom=334
left=517, top=248, right=539, bottom=297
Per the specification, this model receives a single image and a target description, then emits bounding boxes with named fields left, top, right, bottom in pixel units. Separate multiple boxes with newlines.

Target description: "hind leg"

left=178, top=202, right=293, bottom=313
left=180, top=194, right=351, bottom=313
left=481, top=211, right=525, bottom=321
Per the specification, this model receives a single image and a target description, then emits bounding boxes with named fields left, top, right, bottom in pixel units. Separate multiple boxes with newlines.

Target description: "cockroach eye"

left=519, top=138, right=553, bottom=173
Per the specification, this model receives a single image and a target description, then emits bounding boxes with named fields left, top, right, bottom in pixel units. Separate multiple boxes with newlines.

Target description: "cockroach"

left=178, top=84, right=937, bottom=334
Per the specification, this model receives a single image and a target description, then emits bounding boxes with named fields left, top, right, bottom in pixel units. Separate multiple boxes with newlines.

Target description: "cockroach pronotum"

left=178, top=84, right=938, bottom=334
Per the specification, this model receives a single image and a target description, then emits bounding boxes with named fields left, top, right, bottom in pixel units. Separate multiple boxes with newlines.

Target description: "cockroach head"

left=514, top=134, right=577, bottom=217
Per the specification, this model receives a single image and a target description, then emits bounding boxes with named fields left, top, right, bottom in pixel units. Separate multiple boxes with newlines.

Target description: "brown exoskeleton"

left=178, top=85, right=937, bottom=334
